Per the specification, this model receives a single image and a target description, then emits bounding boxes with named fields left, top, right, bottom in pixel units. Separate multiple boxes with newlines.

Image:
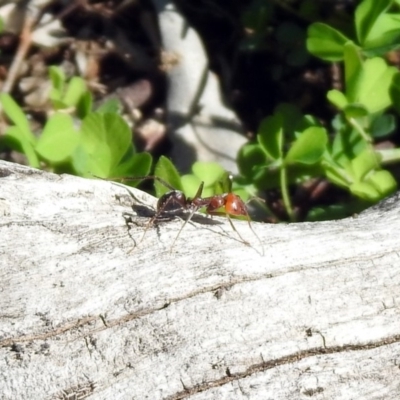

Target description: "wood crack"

left=165, top=334, right=400, bottom=400
left=0, top=278, right=270, bottom=346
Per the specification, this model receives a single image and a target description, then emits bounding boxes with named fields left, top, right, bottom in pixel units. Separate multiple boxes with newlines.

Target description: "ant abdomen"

left=224, top=193, right=247, bottom=216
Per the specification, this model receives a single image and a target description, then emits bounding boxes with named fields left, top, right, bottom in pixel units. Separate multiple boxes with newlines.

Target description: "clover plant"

left=0, top=66, right=151, bottom=181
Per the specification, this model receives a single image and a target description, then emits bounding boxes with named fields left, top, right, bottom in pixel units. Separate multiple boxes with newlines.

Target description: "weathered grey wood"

left=0, top=159, right=400, bottom=400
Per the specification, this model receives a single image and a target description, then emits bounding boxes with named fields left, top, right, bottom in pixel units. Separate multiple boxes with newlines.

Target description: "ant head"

left=157, top=190, right=187, bottom=213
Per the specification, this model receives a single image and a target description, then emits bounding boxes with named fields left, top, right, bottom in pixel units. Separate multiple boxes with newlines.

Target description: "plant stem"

left=280, top=166, right=295, bottom=221
left=348, top=117, right=372, bottom=143
left=376, top=148, right=400, bottom=164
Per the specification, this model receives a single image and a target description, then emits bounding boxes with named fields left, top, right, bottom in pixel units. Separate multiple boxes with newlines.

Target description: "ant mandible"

left=115, top=175, right=264, bottom=255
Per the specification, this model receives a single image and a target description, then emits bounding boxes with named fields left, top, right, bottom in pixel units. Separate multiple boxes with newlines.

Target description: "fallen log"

left=0, top=160, right=399, bottom=399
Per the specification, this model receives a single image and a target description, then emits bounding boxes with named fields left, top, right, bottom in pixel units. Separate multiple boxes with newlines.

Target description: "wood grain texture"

left=0, top=160, right=400, bottom=399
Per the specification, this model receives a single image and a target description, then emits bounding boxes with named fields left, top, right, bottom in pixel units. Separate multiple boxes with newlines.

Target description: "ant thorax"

left=156, top=190, right=188, bottom=214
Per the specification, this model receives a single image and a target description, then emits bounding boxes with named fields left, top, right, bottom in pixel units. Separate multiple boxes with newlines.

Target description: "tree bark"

left=1, top=160, right=400, bottom=400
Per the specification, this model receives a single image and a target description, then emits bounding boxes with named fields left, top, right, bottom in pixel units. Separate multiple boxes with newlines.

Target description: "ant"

left=112, top=175, right=264, bottom=255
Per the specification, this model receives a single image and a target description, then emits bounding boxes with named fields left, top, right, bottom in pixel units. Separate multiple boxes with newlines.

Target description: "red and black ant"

left=114, top=175, right=264, bottom=255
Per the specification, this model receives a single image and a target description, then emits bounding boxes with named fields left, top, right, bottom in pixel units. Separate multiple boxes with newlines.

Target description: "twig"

left=1, top=14, right=36, bottom=94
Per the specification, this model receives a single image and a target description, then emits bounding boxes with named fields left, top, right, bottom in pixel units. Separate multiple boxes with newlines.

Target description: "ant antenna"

left=114, top=175, right=177, bottom=192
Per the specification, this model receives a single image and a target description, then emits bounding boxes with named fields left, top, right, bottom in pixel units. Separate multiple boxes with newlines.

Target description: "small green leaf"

left=368, top=169, right=397, bottom=196
left=331, top=113, right=347, bottom=132
left=0, top=93, right=39, bottom=168
left=76, top=91, right=93, bottom=119
left=71, top=145, right=89, bottom=176
left=109, top=152, right=152, bottom=182
left=192, top=161, right=225, bottom=187
left=4, top=126, right=39, bottom=168
left=63, top=76, right=87, bottom=107
left=257, top=113, right=283, bottom=161
left=51, top=99, right=68, bottom=109
left=357, top=57, right=397, bottom=113
left=350, top=148, right=379, bottom=181
left=363, top=14, right=400, bottom=55
left=306, top=22, right=350, bottom=61
left=350, top=181, right=379, bottom=200
left=48, top=66, right=65, bottom=94
left=343, top=103, right=369, bottom=119
left=0, top=93, right=35, bottom=143
left=96, top=98, right=121, bottom=114
left=327, top=89, right=348, bottom=109
left=181, top=174, right=211, bottom=198
left=363, top=34, right=400, bottom=57
left=154, top=156, right=183, bottom=197
left=213, top=171, right=234, bottom=194
left=355, top=0, right=392, bottom=45
left=323, top=161, right=351, bottom=188
left=297, top=115, right=321, bottom=133
left=350, top=168, right=397, bottom=201
left=237, top=144, right=267, bottom=179
left=370, top=113, right=396, bottom=138
left=307, top=204, right=352, bottom=221
left=251, top=164, right=280, bottom=189
left=391, top=72, right=400, bottom=115
left=330, top=127, right=367, bottom=164
left=343, top=42, right=363, bottom=103
left=78, top=112, right=132, bottom=177
left=285, top=127, right=328, bottom=165
left=36, top=114, right=79, bottom=162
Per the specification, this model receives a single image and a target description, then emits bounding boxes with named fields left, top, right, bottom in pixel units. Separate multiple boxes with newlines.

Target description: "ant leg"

left=244, top=216, right=265, bottom=256
left=169, top=182, right=204, bottom=253
left=206, top=209, right=250, bottom=246
left=138, top=193, right=180, bottom=245
left=242, top=199, right=266, bottom=256
left=93, top=174, right=180, bottom=247
left=124, top=206, right=161, bottom=254
left=208, top=210, right=265, bottom=256
left=226, top=215, right=250, bottom=246
left=229, top=214, right=265, bottom=256
left=168, top=209, right=197, bottom=253
left=138, top=212, right=160, bottom=244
